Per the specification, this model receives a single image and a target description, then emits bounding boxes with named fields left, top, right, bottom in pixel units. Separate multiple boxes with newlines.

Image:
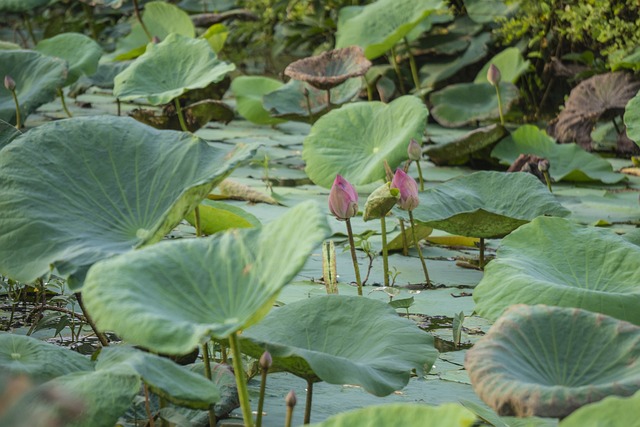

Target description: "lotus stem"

left=303, top=380, right=313, bottom=424
left=22, top=14, right=37, bottom=45
left=228, top=332, right=254, bottom=427
left=365, top=78, right=373, bottom=102
left=256, top=351, right=271, bottom=427
left=202, top=342, right=217, bottom=427
left=81, top=2, right=99, bottom=40
left=408, top=211, right=431, bottom=286
left=388, top=46, right=406, bottom=95
left=159, top=397, right=168, bottom=427
left=143, top=383, right=156, bottom=427
left=322, top=240, right=338, bottom=294
left=9, top=88, right=21, bottom=129
left=116, top=98, right=121, bottom=116
left=495, top=84, right=505, bottom=125
left=345, top=218, right=363, bottom=296
left=398, top=218, right=409, bottom=256
left=543, top=171, right=553, bottom=193
left=415, top=160, right=424, bottom=192
left=479, top=237, right=485, bottom=270
left=303, top=88, right=314, bottom=124
left=325, top=88, right=331, bottom=111
left=174, top=98, right=189, bottom=133
left=284, top=390, right=296, bottom=427
left=403, top=37, right=424, bottom=101
left=194, top=206, right=203, bottom=237
left=75, top=292, right=109, bottom=347
left=58, top=88, right=73, bottom=118
left=380, top=216, right=390, bottom=287
left=132, top=0, right=153, bottom=42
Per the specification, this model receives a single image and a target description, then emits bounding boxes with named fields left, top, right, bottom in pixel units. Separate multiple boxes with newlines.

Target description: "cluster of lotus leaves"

left=473, top=216, right=640, bottom=324
left=35, top=32, right=103, bottom=87
left=413, top=171, right=570, bottom=238
left=465, top=304, right=640, bottom=418
left=240, top=295, right=438, bottom=396
left=0, top=115, right=256, bottom=289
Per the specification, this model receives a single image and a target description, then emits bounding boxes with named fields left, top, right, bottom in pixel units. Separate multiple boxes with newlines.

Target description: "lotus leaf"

left=465, top=304, right=640, bottom=418
left=240, top=296, right=438, bottom=396
left=0, top=0, right=51, bottom=12
left=624, top=89, right=640, bottom=146
left=0, top=115, right=256, bottom=289
left=463, top=0, right=508, bottom=24
left=413, top=171, right=569, bottom=238
left=430, top=82, right=519, bottom=127
left=284, top=46, right=371, bottom=90
left=310, top=403, right=476, bottom=427
left=492, top=125, right=625, bottom=183
left=0, top=118, right=20, bottom=149
left=0, top=333, right=93, bottom=382
left=262, top=78, right=361, bottom=121
left=560, top=390, right=640, bottom=427
left=114, top=33, right=235, bottom=105
left=303, top=96, right=428, bottom=188
left=425, top=124, right=507, bottom=165
left=335, top=0, right=445, bottom=60
left=230, top=76, right=286, bottom=125
left=184, top=199, right=261, bottom=235
left=112, top=1, right=195, bottom=60
left=82, top=201, right=330, bottom=354
left=473, top=216, right=640, bottom=324
left=129, top=99, right=234, bottom=131
left=35, top=32, right=103, bottom=86
left=0, top=50, right=67, bottom=125
left=178, top=0, right=235, bottom=12
left=200, top=23, right=229, bottom=53
left=474, top=47, right=530, bottom=84
left=96, top=346, right=219, bottom=409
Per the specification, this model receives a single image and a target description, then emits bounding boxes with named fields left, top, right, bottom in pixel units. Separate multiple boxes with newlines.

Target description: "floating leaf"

left=492, top=125, right=625, bottom=183
left=560, top=391, right=640, bottom=427
left=465, top=304, right=640, bottom=418
left=184, top=200, right=261, bottom=235
left=230, top=76, right=285, bottom=125
left=0, top=50, right=66, bottom=125
left=0, top=116, right=256, bottom=289
left=303, top=96, right=428, bottom=188
left=335, top=0, right=446, bottom=60
left=430, top=82, right=519, bottom=127
left=473, top=216, right=640, bottom=324
left=240, top=296, right=438, bottom=396
left=35, top=32, right=103, bottom=86
left=114, top=33, right=235, bottom=105
left=413, top=171, right=569, bottom=238
left=82, top=201, right=330, bottom=354
left=310, top=403, right=476, bottom=427
left=624, top=89, right=640, bottom=146
left=474, top=47, right=530, bottom=84
left=425, top=124, right=507, bottom=165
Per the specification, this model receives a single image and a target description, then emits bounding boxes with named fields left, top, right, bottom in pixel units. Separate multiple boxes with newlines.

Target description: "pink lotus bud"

left=329, top=175, right=358, bottom=220
left=4, top=75, right=16, bottom=91
left=487, top=64, right=501, bottom=86
left=259, top=351, right=272, bottom=369
left=152, top=36, right=161, bottom=44
left=391, top=169, right=419, bottom=211
left=285, top=389, right=297, bottom=407
left=407, top=138, right=422, bottom=161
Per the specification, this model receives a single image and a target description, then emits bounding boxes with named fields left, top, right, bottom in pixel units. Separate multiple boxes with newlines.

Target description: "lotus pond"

left=1, top=1, right=640, bottom=426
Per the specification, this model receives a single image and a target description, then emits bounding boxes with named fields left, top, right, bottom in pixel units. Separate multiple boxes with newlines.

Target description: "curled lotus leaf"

left=465, top=304, right=640, bottom=418
left=284, top=46, right=372, bottom=90
left=473, top=216, right=640, bottom=324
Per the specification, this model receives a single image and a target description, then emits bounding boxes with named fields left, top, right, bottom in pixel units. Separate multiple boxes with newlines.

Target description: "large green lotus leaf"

left=463, top=0, right=508, bottom=24
left=230, top=76, right=286, bottom=125
left=0, top=119, right=20, bottom=149
left=465, top=304, right=640, bottom=418
left=114, top=33, right=235, bottom=105
left=473, top=216, right=640, bottom=324
left=96, top=346, right=219, bottom=409
left=82, top=201, right=330, bottom=354
left=185, top=200, right=261, bottom=235
left=430, top=82, right=519, bottom=127
left=474, top=47, right=530, bottom=84
left=624, top=90, right=640, bottom=146
left=424, top=123, right=507, bottom=165
left=0, top=115, right=256, bottom=289
left=240, top=296, right=438, bottom=397
left=560, top=390, right=640, bottom=427
left=492, top=125, right=625, bottom=184
left=310, top=403, right=476, bottom=427
left=413, top=171, right=570, bottom=238
left=36, top=32, right=103, bottom=86
left=335, top=0, right=445, bottom=60
left=0, top=50, right=67, bottom=125
left=112, top=1, right=195, bottom=60
left=0, top=333, right=93, bottom=382
left=0, top=0, right=51, bottom=12
left=303, top=96, right=428, bottom=188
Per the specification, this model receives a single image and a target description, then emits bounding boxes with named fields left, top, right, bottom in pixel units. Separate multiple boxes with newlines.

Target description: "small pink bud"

left=152, top=36, right=161, bottom=44
left=285, top=390, right=297, bottom=407
left=259, top=351, right=272, bottom=369
left=4, top=75, right=16, bottom=91
left=407, top=139, right=422, bottom=161
left=391, top=169, right=419, bottom=211
left=487, top=64, right=501, bottom=86
left=328, top=175, right=358, bottom=220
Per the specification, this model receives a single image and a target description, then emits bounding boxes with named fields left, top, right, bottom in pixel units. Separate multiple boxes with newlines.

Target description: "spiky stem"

left=345, top=219, right=363, bottom=296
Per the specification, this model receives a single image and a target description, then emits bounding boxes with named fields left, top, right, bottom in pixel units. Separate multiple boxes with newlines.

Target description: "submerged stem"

left=345, top=219, right=363, bottom=296
left=408, top=211, right=431, bottom=286
left=228, top=332, right=254, bottom=427
left=380, top=216, right=389, bottom=287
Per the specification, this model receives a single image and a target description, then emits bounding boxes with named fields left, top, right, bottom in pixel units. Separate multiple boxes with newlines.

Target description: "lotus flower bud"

left=259, top=351, right=272, bottom=369
left=407, top=139, right=422, bottom=161
left=363, top=182, right=399, bottom=221
left=285, top=390, right=297, bottom=407
left=4, top=75, right=16, bottom=91
left=391, top=169, right=419, bottom=211
left=538, top=159, right=549, bottom=172
left=152, top=36, right=161, bottom=44
left=487, top=64, right=501, bottom=87
left=328, top=175, right=358, bottom=220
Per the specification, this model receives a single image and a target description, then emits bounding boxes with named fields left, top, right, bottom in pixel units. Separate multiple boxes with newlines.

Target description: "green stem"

left=388, top=46, right=406, bottom=95
left=81, top=2, right=99, bottom=40
left=256, top=365, right=268, bottom=427
left=303, top=89, right=314, bottom=124
left=132, top=0, right=153, bottom=42
left=284, top=402, right=294, bottom=427
left=10, top=89, right=21, bottom=129
left=202, top=342, right=217, bottom=427
left=404, top=37, right=423, bottom=101
left=479, top=237, right=485, bottom=270
left=365, top=78, right=373, bottom=102
left=415, top=160, right=424, bottom=192
left=399, top=218, right=409, bottom=256
left=174, top=98, right=189, bottom=133
left=543, top=171, right=552, bottom=193
left=22, top=14, right=37, bottom=46
left=228, top=332, right=254, bottom=427
left=194, top=206, right=202, bottom=237
left=495, top=85, right=505, bottom=125
left=75, top=292, right=109, bottom=347
left=325, top=88, right=331, bottom=111
left=409, top=211, right=431, bottom=286
left=345, top=219, right=363, bottom=296
left=159, top=397, right=168, bottom=427
left=303, top=380, right=313, bottom=425
left=116, top=98, right=121, bottom=116
left=143, top=383, right=156, bottom=427
left=58, top=88, right=72, bottom=118
left=380, top=216, right=389, bottom=287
